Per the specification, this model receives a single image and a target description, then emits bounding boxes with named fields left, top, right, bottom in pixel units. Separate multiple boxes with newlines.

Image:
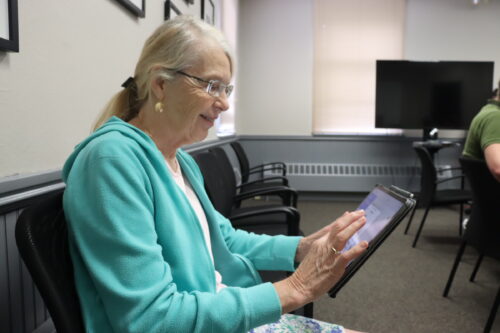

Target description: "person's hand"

left=294, top=213, right=345, bottom=262
left=274, top=210, right=368, bottom=313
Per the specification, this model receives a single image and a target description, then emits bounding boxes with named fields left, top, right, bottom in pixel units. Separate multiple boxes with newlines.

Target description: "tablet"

left=328, top=184, right=415, bottom=297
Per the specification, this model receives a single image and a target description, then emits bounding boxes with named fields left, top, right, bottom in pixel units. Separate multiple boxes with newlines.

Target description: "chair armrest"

left=230, top=206, right=300, bottom=236
left=249, top=162, right=287, bottom=171
left=234, top=186, right=298, bottom=207
left=435, top=174, right=465, bottom=185
left=436, top=166, right=462, bottom=173
left=248, top=166, right=286, bottom=177
left=236, top=176, right=289, bottom=189
left=249, top=163, right=287, bottom=176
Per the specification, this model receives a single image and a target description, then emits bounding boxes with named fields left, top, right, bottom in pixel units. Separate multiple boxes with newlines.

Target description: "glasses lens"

left=207, top=80, right=233, bottom=98
left=208, top=81, right=220, bottom=96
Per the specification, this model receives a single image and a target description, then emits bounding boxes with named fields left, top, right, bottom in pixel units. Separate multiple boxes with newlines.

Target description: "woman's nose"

left=215, top=92, right=230, bottom=111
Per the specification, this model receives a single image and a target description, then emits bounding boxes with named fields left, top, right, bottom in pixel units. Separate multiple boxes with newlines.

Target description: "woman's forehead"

left=192, top=44, right=232, bottom=81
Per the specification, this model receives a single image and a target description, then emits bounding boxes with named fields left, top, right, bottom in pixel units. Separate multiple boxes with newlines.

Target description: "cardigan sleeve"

left=215, top=209, right=301, bottom=272
left=63, top=143, right=282, bottom=333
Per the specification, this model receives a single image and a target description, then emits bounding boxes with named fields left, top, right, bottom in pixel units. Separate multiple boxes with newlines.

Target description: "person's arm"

left=484, top=143, right=500, bottom=182
left=64, top=145, right=282, bottom=333
left=214, top=209, right=302, bottom=272
left=215, top=207, right=368, bottom=314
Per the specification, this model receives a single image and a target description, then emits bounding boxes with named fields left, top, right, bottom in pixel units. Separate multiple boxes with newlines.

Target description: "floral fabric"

left=249, top=314, right=344, bottom=333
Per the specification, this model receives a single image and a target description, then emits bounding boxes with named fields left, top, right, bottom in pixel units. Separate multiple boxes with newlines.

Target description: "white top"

left=166, top=159, right=226, bottom=292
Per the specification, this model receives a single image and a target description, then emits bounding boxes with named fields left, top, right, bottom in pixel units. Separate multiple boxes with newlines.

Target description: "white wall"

left=0, top=0, right=216, bottom=179
left=2, top=0, right=500, bottom=179
left=236, top=0, right=500, bottom=135
left=405, top=0, right=500, bottom=83
left=236, top=0, right=313, bottom=135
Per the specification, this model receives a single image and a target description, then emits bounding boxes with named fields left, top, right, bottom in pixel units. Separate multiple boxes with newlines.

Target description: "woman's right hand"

left=274, top=210, right=368, bottom=313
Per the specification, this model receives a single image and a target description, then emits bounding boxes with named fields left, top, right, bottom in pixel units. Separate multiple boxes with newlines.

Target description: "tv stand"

left=413, top=139, right=458, bottom=161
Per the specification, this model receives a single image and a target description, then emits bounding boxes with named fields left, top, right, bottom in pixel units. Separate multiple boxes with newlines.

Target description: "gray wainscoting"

left=238, top=135, right=465, bottom=194
left=1, top=206, right=54, bottom=333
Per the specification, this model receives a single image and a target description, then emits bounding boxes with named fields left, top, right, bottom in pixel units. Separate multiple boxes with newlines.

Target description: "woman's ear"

left=151, top=76, right=166, bottom=101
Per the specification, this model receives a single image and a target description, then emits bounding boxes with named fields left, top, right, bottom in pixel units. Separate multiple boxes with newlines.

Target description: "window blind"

left=313, top=0, right=406, bottom=135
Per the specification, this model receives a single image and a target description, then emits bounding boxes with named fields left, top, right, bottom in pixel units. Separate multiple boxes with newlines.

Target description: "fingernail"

left=361, top=241, right=368, bottom=248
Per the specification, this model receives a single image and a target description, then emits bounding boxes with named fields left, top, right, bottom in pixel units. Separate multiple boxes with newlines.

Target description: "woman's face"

left=162, top=42, right=231, bottom=145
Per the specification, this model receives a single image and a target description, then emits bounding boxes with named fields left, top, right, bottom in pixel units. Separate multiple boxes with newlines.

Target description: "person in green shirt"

left=463, top=79, right=500, bottom=181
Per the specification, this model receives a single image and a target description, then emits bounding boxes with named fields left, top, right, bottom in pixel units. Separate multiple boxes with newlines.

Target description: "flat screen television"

left=375, top=60, right=494, bottom=135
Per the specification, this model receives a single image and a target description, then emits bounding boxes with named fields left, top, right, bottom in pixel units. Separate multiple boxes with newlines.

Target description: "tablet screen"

left=343, top=187, right=405, bottom=253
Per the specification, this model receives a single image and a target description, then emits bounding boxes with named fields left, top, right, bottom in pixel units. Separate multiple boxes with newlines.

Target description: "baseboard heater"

left=263, top=162, right=455, bottom=192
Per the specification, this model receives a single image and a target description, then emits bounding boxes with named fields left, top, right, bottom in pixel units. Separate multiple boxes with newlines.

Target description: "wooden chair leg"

left=443, top=240, right=467, bottom=297
left=412, top=205, right=430, bottom=248
left=484, top=285, right=500, bottom=333
left=470, top=254, right=484, bottom=282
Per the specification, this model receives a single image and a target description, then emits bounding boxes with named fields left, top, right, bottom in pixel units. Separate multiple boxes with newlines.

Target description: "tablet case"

left=328, top=184, right=415, bottom=297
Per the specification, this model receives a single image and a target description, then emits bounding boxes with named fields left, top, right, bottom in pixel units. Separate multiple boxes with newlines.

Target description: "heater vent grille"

left=267, top=163, right=420, bottom=177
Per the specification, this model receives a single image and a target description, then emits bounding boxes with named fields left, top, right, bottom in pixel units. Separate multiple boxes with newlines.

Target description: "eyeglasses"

left=175, top=70, right=234, bottom=98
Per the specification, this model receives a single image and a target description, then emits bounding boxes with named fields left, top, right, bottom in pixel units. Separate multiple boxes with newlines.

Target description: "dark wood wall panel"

left=1, top=209, right=52, bottom=332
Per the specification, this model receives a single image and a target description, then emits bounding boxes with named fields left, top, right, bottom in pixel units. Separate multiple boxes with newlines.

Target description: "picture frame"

left=164, top=0, right=181, bottom=20
left=201, top=0, right=214, bottom=25
left=115, top=0, right=145, bottom=18
left=0, top=0, right=19, bottom=52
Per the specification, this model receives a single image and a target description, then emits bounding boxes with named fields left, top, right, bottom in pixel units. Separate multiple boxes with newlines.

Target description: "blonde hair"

left=93, top=16, right=234, bottom=131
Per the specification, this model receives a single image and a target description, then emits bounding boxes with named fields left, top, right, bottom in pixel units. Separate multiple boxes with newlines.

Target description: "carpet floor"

left=294, top=200, right=499, bottom=333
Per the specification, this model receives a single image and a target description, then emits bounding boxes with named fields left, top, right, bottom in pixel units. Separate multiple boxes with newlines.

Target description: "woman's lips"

left=200, top=114, right=217, bottom=123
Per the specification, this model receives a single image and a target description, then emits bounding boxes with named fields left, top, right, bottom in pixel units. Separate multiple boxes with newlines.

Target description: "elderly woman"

left=62, top=16, right=368, bottom=333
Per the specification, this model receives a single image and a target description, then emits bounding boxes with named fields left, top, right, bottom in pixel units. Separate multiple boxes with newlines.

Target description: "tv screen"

left=375, top=60, right=494, bottom=130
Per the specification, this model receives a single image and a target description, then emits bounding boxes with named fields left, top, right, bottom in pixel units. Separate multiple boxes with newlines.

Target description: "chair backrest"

left=414, top=146, right=437, bottom=206
left=15, top=191, right=85, bottom=333
left=230, top=142, right=251, bottom=183
left=192, top=149, right=236, bottom=217
left=459, top=157, right=500, bottom=258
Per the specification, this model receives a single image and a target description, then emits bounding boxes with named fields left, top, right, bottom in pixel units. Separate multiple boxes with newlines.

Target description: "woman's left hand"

left=294, top=211, right=351, bottom=263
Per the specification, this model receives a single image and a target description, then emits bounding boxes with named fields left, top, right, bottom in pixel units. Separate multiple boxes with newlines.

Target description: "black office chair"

left=214, top=147, right=298, bottom=207
left=15, top=191, right=85, bottom=333
left=229, top=142, right=290, bottom=193
left=443, top=157, right=500, bottom=333
left=404, top=146, right=471, bottom=247
left=193, top=149, right=300, bottom=236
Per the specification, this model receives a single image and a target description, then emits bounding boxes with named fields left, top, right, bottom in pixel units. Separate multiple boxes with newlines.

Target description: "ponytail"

left=92, top=78, right=141, bottom=131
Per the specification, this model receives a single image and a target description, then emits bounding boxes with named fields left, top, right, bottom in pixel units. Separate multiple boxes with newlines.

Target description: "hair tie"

left=121, top=77, right=135, bottom=89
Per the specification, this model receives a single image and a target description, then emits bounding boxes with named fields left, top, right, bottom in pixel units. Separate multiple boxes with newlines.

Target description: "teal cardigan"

left=62, top=117, right=301, bottom=333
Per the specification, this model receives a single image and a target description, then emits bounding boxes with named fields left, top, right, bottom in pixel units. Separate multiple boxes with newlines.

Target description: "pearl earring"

left=155, top=102, right=164, bottom=113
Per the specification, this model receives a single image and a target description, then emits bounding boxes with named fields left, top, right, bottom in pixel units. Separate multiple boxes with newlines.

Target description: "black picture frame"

left=115, top=0, right=145, bottom=18
left=164, top=0, right=181, bottom=20
left=201, top=0, right=215, bottom=25
left=0, top=0, right=19, bottom=52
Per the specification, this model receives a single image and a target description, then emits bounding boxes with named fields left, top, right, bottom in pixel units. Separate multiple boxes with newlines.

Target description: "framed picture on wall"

left=0, top=0, right=19, bottom=52
left=201, top=0, right=214, bottom=25
left=165, top=0, right=181, bottom=20
left=115, top=0, right=145, bottom=18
